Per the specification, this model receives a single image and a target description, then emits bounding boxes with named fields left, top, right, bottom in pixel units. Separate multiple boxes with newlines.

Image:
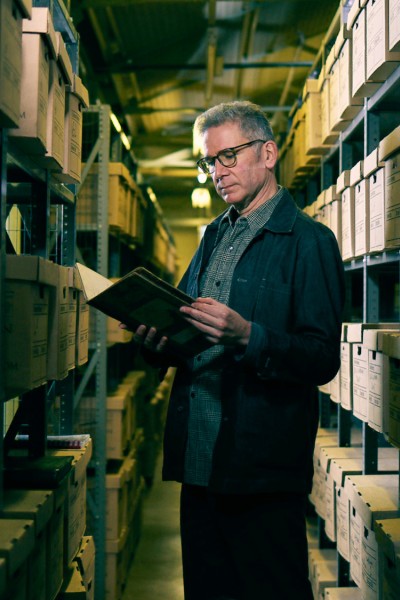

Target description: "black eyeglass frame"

left=196, top=139, right=267, bottom=174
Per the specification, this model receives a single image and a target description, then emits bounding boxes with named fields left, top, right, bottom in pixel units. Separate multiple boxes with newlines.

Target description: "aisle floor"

left=121, top=454, right=319, bottom=600
left=122, top=456, right=184, bottom=600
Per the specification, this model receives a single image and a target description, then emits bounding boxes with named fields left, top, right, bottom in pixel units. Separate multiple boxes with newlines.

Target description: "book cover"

left=75, top=263, right=211, bottom=358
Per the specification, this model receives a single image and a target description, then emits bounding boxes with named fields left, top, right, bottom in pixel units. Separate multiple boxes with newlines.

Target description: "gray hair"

left=193, top=100, right=275, bottom=143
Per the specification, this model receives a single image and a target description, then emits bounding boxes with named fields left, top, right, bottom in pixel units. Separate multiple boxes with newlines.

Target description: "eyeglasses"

left=196, top=139, right=266, bottom=175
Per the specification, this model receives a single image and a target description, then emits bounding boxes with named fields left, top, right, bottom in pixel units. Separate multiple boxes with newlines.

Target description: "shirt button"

left=215, top=281, right=221, bottom=287
left=229, top=245, right=234, bottom=251
left=177, top=406, right=184, bottom=412
left=190, top=391, right=195, bottom=399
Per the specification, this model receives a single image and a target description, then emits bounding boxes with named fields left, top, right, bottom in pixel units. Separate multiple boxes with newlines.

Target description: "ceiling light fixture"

left=191, top=187, right=211, bottom=209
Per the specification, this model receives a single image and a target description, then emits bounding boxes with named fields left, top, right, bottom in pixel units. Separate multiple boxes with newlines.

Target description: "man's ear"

left=264, top=140, right=279, bottom=170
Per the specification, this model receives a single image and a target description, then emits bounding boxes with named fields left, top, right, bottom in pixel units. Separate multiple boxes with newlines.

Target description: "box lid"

left=49, top=439, right=93, bottom=482
left=0, top=518, right=35, bottom=576
left=74, top=536, right=95, bottom=577
left=346, top=322, right=394, bottom=344
left=302, top=78, right=319, bottom=101
left=382, top=332, right=400, bottom=359
left=107, top=392, right=128, bottom=411
left=330, top=451, right=399, bottom=487
left=364, top=148, right=384, bottom=177
left=55, top=32, right=73, bottom=86
left=67, top=74, right=90, bottom=108
left=6, top=255, right=58, bottom=286
left=350, top=160, right=364, bottom=186
left=379, top=125, right=400, bottom=162
left=363, top=326, right=400, bottom=351
left=22, top=7, right=57, bottom=59
left=337, top=170, right=351, bottom=193
left=1, top=489, right=54, bottom=534
left=374, top=518, right=400, bottom=565
left=319, top=446, right=363, bottom=474
left=348, top=474, right=400, bottom=529
left=347, top=0, right=362, bottom=29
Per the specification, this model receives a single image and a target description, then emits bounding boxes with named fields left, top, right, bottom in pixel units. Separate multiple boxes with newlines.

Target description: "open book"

left=75, top=263, right=211, bottom=358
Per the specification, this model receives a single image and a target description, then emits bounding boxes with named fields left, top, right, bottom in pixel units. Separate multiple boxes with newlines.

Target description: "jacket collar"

left=208, top=188, right=298, bottom=235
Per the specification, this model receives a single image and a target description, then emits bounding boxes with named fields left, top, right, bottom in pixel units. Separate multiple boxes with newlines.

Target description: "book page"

left=75, top=262, right=113, bottom=300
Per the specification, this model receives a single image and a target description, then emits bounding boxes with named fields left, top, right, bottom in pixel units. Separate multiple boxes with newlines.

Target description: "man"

left=132, top=101, right=345, bottom=599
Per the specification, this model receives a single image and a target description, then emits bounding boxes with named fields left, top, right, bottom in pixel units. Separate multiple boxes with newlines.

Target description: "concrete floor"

left=121, top=457, right=184, bottom=600
left=121, top=454, right=319, bottom=600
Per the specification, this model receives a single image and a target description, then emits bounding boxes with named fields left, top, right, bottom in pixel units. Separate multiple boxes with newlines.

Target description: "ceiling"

left=70, top=0, right=341, bottom=224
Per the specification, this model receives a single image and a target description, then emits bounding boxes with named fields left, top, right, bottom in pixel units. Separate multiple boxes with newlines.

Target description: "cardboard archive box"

left=66, top=268, right=79, bottom=372
left=73, top=270, right=89, bottom=368
left=73, top=536, right=95, bottom=600
left=0, top=0, right=24, bottom=128
left=325, top=449, right=399, bottom=547
left=0, top=490, right=54, bottom=600
left=348, top=474, right=400, bottom=597
left=381, top=332, right=400, bottom=446
left=336, top=35, right=364, bottom=121
left=302, top=78, right=326, bottom=156
left=366, top=0, right=400, bottom=81
left=340, top=323, right=399, bottom=415
left=383, top=149, right=400, bottom=249
left=77, top=162, right=132, bottom=233
left=364, top=148, right=386, bottom=253
left=363, top=328, right=400, bottom=433
left=56, top=74, right=89, bottom=184
left=47, top=265, right=70, bottom=381
left=374, top=518, right=400, bottom=599
left=325, top=589, right=362, bottom=599
left=350, top=162, right=370, bottom=258
left=36, top=30, right=73, bottom=171
left=57, top=564, right=86, bottom=599
left=308, top=549, right=337, bottom=599
left=0, top=519, right=36, bottom=600
left=389, top=0, right=400, bottom=51
left=4, top=255, right=58, bottom=399
left=340, top=183, right=356, bottom=261
left=105, top=457, right=137, bottom=541
left=9, top=7, right=57, bottom=154
left=47, top=482, right=68, bottom=600
left=49, top=440, right=93, bottom=565
left=106, top=387, right=133, bottom=459
left=349, top=2, right=383, bottom=98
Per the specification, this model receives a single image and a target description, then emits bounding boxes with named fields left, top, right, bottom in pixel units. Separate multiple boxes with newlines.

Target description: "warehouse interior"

left=71, top=0, right=340, bottom=274
left=1, top=0, right=400, bottom=600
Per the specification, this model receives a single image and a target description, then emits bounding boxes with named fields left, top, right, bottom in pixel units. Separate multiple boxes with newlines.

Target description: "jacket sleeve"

left=242, top=225, right=345, bottom=386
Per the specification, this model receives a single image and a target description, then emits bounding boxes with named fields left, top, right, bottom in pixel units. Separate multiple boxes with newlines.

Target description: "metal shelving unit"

left=75, top=103, right=111, bottom=600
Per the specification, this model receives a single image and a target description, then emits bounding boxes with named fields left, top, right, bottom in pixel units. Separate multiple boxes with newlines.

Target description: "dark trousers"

left=180, top=484, right=314, bottom=600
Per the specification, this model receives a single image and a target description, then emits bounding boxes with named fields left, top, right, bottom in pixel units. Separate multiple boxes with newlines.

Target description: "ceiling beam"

left=82, top=0, right=299, bottom=5
left=97, top=60, right=314, bottom=74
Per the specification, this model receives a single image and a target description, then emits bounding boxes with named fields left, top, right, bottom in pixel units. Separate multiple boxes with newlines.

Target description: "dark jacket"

left=160, top=190, right=345, bottom=494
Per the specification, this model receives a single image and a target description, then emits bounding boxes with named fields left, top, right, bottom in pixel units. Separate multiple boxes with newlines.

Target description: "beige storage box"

left=374, top=518, right=400, bottom=599
left=9, top=7, right=57, bottom=154
left=347, top=474, right=400, bottom=595
left=4, top=255, right=58, bottom=398
left=0, top=489, right=54, bottom=600
left=0, top=0, right=23, bottom=128
left=49, top=440, right=93, bottom=564
left=0, top=518, right=36, bottom=600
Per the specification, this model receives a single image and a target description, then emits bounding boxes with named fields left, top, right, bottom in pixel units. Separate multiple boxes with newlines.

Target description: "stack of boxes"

left=77, top=158, right=176, bottom=276
left=74, top=368, right=176, bottom=599
left=4, top=256, right=89, bottom=400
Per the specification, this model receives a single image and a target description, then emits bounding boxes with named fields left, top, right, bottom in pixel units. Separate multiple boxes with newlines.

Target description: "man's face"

left=201, top=122, right=277, bottom=212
